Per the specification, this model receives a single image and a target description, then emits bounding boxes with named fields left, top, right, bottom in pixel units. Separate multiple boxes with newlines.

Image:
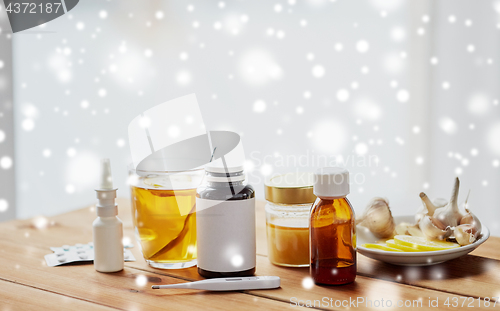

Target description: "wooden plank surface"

left=0, top=238, right=305, bottom=311
left=0, top=278, right=117, bottom=311
left=0, top=199, right=307, bottom=311
left=0, top=198, right=498, bottom=310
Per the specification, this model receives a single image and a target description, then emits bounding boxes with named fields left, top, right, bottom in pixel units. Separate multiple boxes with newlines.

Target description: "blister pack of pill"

left=45, top=242, right=136, bottom=267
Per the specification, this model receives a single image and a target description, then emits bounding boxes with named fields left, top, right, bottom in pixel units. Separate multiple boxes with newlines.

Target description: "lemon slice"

left=362, top=243, right=403, bottom=252
left=376, top=238, right=393, bottom=244
left=394, top=235, right=460, bottom=251
left=386, top=239, right=421, bottom=252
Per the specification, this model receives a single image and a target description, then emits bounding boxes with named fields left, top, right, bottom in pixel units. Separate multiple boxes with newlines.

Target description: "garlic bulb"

left=432, top=177, right=463, bottom=229
left=415, top=193, right=447, bottom=223
left=419, top=215, right=452, bottom=240
left=357, top=197, right=396, bottom=239
left=454, top=224, right=477, bottom=246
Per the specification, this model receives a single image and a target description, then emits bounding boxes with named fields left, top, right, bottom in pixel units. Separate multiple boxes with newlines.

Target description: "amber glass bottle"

left=310, top=167, right=356, bottom=285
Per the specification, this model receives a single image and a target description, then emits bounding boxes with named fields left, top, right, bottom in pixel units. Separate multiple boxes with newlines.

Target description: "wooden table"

left=1, top=199, right=499, bottom=310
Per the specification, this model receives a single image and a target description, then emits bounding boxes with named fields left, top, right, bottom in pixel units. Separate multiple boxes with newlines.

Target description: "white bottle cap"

left=205, top=163, right=245, bottom=182
left=205, top=164, right=244, bottom=174
left=313, top=167, right=350, bottom=198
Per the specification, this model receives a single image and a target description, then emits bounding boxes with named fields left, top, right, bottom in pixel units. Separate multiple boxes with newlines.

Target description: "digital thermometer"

left=151, top=276, right=280, bottom=291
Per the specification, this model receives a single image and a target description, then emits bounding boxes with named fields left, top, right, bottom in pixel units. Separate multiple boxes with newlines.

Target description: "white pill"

left=78, top=254, right=88, bottom=259
left=88, top=242, right=93, bottom=247
left=55, top=250, right=65, bottom=256
left=75, top=243, right=83, bottom=248
left=77, top=249, right=85, bottom=254
left=124, top=253, right=130, bottom=259
left=62, top=245, right=70, bottom=250
left=58, top=256, right=67, bottom=262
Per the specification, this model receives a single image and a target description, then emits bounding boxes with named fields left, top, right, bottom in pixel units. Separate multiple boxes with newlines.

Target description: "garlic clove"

left=419, top=215, right=452, bottom=240
left=455, top=205, right=481, bottom=246
left=407, top=224, right=425, bottom=237
left=419, top=192, right=439, bottom=216
left=458, top=189, right=471, bottom=217
left=415, top=193, right=447, bottom=223
left=357, top=197, right=396, bottom=239
left=395, top=222, right=410, bottom=235
left=454, top=224, right=477, bottom=246
left=432, top=177, right=463, bottom=229
left=460, top=208, right=481, bottom=233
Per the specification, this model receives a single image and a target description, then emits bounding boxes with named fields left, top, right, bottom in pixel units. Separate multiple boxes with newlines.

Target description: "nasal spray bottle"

left=93, top=159, right=124, bottom=272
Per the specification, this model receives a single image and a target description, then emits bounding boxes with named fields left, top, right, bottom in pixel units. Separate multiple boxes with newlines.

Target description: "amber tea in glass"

left=130, top=169, right=203, bottom=269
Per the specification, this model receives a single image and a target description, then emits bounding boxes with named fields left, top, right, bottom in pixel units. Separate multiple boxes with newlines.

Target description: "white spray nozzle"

left=100, top=159, right=114, bottom=190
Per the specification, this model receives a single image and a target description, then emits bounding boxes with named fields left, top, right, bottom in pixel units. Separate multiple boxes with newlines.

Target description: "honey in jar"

left=266, top=220, right=310, bottom=266
left=265, top=172, right=316, bottom=267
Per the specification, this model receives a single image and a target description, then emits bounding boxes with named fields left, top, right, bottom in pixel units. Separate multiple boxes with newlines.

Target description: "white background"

left=1, top=0, right=499, bottom=235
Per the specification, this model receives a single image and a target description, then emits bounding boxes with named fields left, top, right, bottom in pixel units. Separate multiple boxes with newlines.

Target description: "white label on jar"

left=196, top=198, right=256, bottom=272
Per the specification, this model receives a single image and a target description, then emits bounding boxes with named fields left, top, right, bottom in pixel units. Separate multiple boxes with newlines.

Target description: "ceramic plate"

left=357, top=215, right=490, bottom=266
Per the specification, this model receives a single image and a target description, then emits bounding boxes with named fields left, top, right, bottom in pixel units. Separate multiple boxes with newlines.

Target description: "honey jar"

left=264, top=172, right=316, bottom=267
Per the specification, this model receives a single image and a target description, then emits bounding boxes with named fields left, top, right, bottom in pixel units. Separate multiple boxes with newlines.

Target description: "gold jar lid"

left=265, top=172, right=316, bottom=204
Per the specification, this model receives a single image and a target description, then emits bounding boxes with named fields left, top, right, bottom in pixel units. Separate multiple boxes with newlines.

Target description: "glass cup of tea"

left=129, top=167, right=204, bottom=269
